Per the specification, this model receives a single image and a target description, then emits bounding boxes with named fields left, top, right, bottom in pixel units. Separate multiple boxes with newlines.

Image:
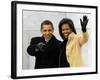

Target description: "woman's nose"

left=64, top=30, right=68, bottom=33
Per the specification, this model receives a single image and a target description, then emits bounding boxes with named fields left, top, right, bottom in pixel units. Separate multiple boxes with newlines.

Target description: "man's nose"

left=46, top=31, right=50, bottom=34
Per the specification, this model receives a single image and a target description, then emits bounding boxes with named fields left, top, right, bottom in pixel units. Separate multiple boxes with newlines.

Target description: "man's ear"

left=40, top=29, right=43, bottom=33
left=52, top=29, right=54, bottom=33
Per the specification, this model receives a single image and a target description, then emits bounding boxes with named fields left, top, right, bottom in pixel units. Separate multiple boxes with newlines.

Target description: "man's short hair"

left=41, top=20, right=54, bottom=30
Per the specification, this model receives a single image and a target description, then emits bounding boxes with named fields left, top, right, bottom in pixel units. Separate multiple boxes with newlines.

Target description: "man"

left=27, top=20, right=61, bottom=69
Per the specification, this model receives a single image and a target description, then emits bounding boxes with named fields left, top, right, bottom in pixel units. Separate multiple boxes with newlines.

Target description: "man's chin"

left=45, top=36, right=52, bottom=41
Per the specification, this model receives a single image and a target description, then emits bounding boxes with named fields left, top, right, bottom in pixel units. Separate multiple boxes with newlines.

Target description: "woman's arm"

left=78, top=16, right=89, bottom=46
left=78, top=32, right=89, bottom=46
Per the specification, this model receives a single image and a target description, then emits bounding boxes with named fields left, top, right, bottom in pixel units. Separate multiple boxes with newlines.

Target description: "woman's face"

left=61, top=24, right=72, bottom=38
left=41, top=24, right=53, bottom=41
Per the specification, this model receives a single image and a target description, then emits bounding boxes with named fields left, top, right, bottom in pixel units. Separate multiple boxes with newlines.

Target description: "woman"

left=27, top=20, right=61, bottom=69
left=58, top=16, right=89, bottom=67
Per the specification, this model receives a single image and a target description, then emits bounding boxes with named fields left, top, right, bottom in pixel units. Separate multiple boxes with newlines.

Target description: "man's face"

left=41, top=25, right=53, bottom=40
left=61, top=24, right=72, bottom=38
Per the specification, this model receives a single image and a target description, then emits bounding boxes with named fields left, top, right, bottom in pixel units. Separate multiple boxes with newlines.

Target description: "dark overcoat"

left=59, top=40, right=70, bottom=67
left=27, top=35, right=61, bottom=69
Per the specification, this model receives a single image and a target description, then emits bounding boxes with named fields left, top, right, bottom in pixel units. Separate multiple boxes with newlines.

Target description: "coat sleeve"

left=78, top=32, right=89, bottom=46
left=27, top=38, right=40, bottom=56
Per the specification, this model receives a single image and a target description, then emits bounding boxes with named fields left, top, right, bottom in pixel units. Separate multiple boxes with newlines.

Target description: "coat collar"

left=68, top=32, right=76, bottom=42
left=41, top=35, right=56, bottom=43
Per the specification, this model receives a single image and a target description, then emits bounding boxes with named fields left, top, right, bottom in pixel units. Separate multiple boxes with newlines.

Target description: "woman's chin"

left=64, top=34, right=68, bottom=38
